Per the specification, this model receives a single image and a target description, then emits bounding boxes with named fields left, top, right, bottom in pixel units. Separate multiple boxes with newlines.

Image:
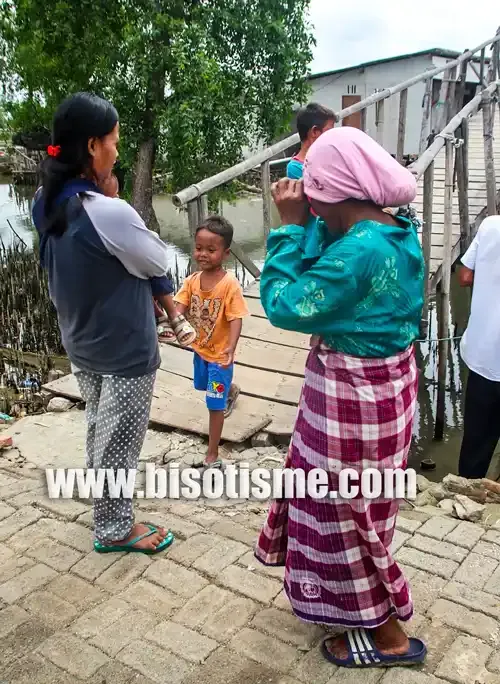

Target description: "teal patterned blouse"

left=260, top=218, right=425, bottom=358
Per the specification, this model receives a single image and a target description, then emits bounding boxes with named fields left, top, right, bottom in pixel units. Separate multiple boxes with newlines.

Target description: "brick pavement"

left=2, top=452, right=500, bottom=682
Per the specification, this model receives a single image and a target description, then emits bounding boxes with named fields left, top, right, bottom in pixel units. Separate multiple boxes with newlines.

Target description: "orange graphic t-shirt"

left=174, top=272, right=249, bottom=364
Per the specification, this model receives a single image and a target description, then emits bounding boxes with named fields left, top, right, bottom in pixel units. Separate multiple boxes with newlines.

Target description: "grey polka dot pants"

left=75, top=370, right=156, bottom=543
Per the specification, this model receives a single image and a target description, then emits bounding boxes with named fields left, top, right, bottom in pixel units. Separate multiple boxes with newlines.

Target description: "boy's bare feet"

left=106, top=523, right=167, bottom=551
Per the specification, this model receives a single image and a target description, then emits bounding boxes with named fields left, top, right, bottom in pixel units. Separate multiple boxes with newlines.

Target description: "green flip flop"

left=94, top=524, right=174, bottom=554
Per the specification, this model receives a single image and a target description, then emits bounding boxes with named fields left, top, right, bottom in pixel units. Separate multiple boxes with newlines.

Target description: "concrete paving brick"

left=0, top=653, right=82, bottom=684
left=117, top=637, right=194, bottom=684
left=0, top=604, right=30, bottom=638
left=146, top=620, right=219, bottom=663
left=380, top=670, right=442, bottom=683
left=87, top=660, right=140, bottom=684
left=0, top=479, right=43, bottom=500
left=0, top=505, right=43, bottom=541
left=5, top=518, right=59, bottom=553
left=0, top=554, right=35, bottom=583
left=0, top=562, right=57, bottom=604
left=194, top=536, right=248, bottom=576
left=474, top=541, right=500, bottom=562
left=251, top=607, right=323, bottom=649
left=95, top=553, right=151, bottom=592
left=48, top=520, right=93, bottom=553
left=145, top=558, right=209, bottom=597
left=488, top=650, right=500, bottom=673
left=484, top=564, right=500, bottom=597
left=391, top=529, right=411, bottom=553
left=428, top=598, right=500, bottom=643
left=405, top=569, right=447, bottom=613
left=0, top=541, right=14, bottom=560
left=442, top=581, right=500, bottom=620
left=0, top=501, right=16, bottom=520
left=273, top=590, right=293, bottom=613
left=181, top=647, right=285, bottom=684
left=71, top=549, right=123, bottom=581
left=90, top=609, right=159, bottom=657
left=412, top=616, right=457, bottom=674
left=119, top=579, right=184, bottom=617
left=39, top=632, right=109, bottom=678
left=445, top=521, right=485, bottom=549
left=435, top=634, right=492, bottom=684
left=211, top=520, right=257, bottom=546
left=2, top=617, right=56, bottom=669
left=189, top=509, right=224, bottom=528
left=326, top=667, right=384, bottom=683
left=71, top=597, right=130, bottom=638
left=168, top=533, right=218, bottom=566
left=407, top=534, right=468, bottom=562
left=76, top=510, right=93, bottom=527
left=45, top=573, right=107, bottom=609
left=140, top=511, right=203, bottom=540
left=26, top=537, right=83, bottom=571
left=174, top=583, right=258, bottom=641
left=295, top=646, right=337, bottom=684
left=229, top=627, right=301, bottom=672
left=395, top=516, right=424, bottom=534
left=36, top=498, right=90, bottom=521
left=20, top=590, right=78, bottom=628
left=484, top=530, right=500, bottom=546
left=219, top=564, right=282, bottom=603
left=395, top=547, right=459, bottom=579
left=238, top=551, right=285, bottom=579
left=417, top=516, right=459, bottom=540
left=168, top=502, right=204, bottom=518
left=454, top=552, right=499, bottom=589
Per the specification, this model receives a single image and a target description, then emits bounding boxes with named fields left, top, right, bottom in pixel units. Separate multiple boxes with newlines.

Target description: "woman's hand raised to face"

left=271, top=178, right=310, bottom=227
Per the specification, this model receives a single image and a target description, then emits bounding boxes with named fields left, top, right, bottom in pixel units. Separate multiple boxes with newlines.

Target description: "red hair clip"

left=47, top=145, right=61, bottom=157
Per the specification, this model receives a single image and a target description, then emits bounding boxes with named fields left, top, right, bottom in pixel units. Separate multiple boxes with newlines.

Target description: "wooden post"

left=434, top=139, right=454, bottom=441
left=397, top=88, right=408, bottom=163
left=436, top=68, right=451, bottom=131
left=261, top=160, right=272, bottom=243
left=480, top=48, right=486, bottom=87
left=187, top=200, right=199, bottom=240
left=456, top=120, right=470, bottom=254
left=360, top=108, right=367, bottom=133
left=454, top=58, right=468, bottom=116
left=419, top=79, right=433, bottom=154
left=197, top=195, right=208, bottom=222
left=421, top=162, right=434, bottom=335
left=376, top=99, right=385, bottom=145
left=482, top=90, right=497, bottom=215
left=446, top=66, right=458, bottom=123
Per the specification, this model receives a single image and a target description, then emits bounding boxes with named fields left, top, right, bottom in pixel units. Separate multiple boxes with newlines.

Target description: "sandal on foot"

left=94, top=524, right=175, bottom=555
left=321, top=629, right=426, bottom=668
left=203, top=458, right=223, bottom=469
left=171, top=314, right=197, bottom=347
left=224, top=384, right=240, bottom=418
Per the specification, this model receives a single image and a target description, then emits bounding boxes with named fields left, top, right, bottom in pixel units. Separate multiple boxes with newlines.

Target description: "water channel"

left=0, top=176, right=487, bottom=480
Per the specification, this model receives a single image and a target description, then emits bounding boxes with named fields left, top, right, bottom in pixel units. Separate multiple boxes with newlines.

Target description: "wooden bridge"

left=45, top=28, right=500, bottom=442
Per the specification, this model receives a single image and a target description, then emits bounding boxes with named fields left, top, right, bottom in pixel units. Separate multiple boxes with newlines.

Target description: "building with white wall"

left=305, top=48, right=484, bottom=157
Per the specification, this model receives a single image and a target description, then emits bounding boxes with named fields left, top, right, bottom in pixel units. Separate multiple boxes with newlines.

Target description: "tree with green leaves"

left=1, top=0, right=313, bottom=228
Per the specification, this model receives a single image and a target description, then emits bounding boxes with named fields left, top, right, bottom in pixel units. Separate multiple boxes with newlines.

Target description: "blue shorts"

left=193, top=352, right=234, bottom=411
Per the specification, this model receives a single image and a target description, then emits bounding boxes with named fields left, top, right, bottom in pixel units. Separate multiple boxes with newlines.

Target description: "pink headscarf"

left=303, top=126, right=417, bottom=207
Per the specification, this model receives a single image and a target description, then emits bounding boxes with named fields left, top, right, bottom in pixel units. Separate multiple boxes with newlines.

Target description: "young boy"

left=99, top=174, right=196, bottom=347
left=174, top=216, right=249, bottom=467
left=287, top=103, right=336, bottom=262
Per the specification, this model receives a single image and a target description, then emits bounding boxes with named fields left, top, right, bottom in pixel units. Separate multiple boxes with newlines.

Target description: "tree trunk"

left=132, top=137, right=160, bottom=232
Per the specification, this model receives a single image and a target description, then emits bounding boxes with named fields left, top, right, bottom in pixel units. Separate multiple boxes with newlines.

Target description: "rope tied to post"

left=436, top=133, right=464, bottom=148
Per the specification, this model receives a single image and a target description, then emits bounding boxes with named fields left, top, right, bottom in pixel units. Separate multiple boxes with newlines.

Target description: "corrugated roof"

left=309, top=48, right=485, bottom=81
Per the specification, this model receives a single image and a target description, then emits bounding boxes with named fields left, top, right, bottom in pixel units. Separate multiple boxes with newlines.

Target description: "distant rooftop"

left=309, top=48, right=486, bottom=80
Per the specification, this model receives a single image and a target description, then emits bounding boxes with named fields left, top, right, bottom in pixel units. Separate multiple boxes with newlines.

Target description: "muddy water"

left=0, top=176, right=478, bottom=478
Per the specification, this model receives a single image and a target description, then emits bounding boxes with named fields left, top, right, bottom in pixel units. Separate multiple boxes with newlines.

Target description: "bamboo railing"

left=173, top=29, right=500, bottom=439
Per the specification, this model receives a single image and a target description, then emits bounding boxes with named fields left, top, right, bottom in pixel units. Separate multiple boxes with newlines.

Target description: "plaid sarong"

left=255, top=344, right=418, bottom=628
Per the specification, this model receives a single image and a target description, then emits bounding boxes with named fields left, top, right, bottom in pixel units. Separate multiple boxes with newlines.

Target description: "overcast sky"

left=309, top=1, right=497, bottom=74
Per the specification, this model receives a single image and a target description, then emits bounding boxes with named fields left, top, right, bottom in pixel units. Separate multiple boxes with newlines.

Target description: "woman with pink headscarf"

left=255, top=127, right=426, bottom=669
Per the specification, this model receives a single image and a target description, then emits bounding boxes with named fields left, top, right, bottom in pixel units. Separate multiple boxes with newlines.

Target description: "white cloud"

left=308, top=0, right=498, bottom=74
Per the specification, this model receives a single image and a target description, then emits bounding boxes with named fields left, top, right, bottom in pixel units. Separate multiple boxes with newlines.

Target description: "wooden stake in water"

left=434, top=139, right=454, bottom=441
left=421, top=162, right=434, bottom=336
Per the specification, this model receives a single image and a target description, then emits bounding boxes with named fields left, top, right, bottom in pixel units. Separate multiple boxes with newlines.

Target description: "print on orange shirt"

left=174, top=272, right=249, bottom=364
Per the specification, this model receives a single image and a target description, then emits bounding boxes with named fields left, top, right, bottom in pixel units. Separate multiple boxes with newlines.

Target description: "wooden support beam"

left=187, top=200, right=199, bottom=241
left=434, top=139, right=454, bottom=441
left=454, top=58, right=469, bottom=115
left=229, top=242, right=261, bottom=279
left=482, top=90, right=497, bottom=215
left=480, top=47, right=486, bottom=86
left=197, top=195, right=208, bottom=222
left=456, top=120, right=470, bottom=254
left=397, top=88, right=408, bottom=163
left=261, top=161, right=272, bottom=244
left=421, top=162, right=434, bottom=335
left=376, top=98, right=385, bottom=145
left=436, top=67, right=451, bottom=131
left=446, top=66, right=458, bottom=123
left=419, top=78, right=433, bottom=154
left=469, top=59, right=487, bottom=88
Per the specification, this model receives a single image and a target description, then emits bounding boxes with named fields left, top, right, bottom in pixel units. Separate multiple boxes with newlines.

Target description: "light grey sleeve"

left=83, top=193, right=168, bottom=279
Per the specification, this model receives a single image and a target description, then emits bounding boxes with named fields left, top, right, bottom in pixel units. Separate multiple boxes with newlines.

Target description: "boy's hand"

left=221, top=347, right=235, bottom=368
left=271, top=178, right=309, bottom=227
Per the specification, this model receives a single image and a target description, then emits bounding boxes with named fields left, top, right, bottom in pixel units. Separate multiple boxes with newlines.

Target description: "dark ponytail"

left=41, top=92, right=118, bottom=236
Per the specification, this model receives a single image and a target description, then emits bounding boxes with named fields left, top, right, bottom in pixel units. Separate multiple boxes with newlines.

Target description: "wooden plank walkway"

left=415, top=110, right=500, bottom=276
left=43, top=285, right=308, bottom=441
